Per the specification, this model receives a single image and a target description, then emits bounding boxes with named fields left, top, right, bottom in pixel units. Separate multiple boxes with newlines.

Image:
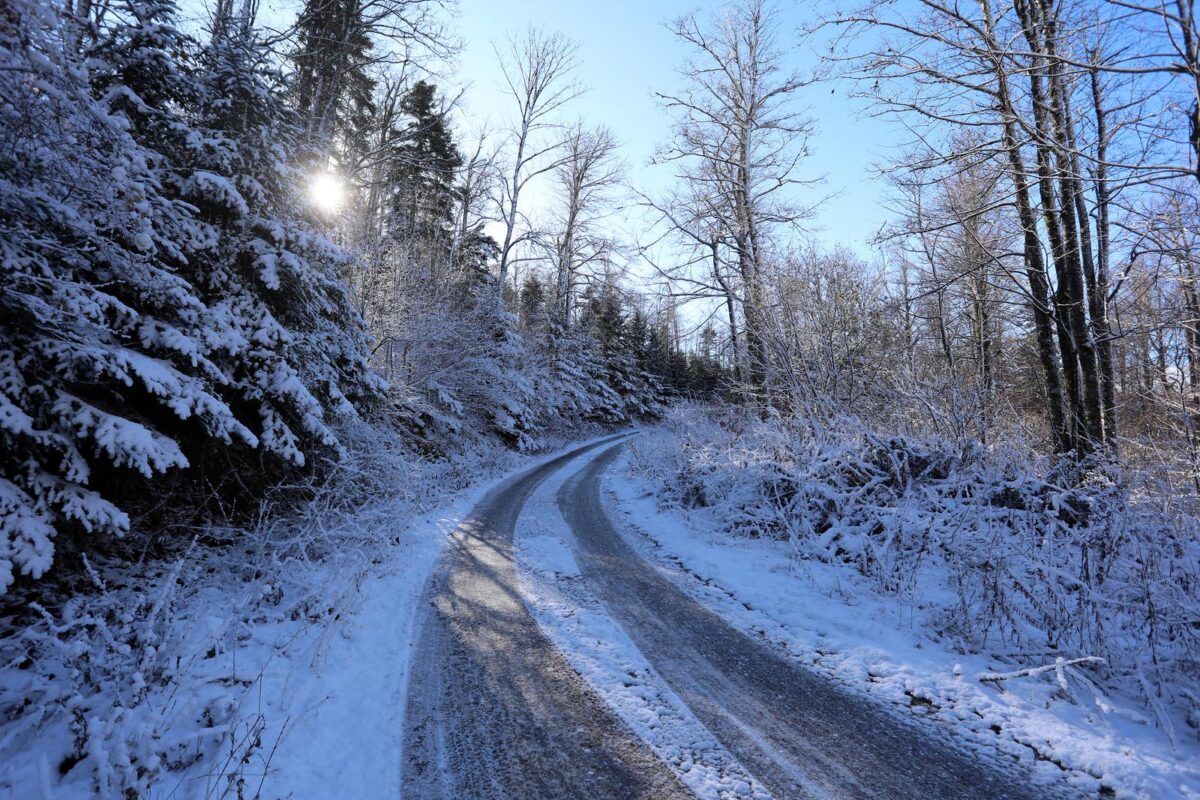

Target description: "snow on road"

left=231, top=434, right=639, bottom=799
left=514, top=450, right=773, bottom=800
left=398, top=433, right=690, bottom=799
left=558, top=444, right=1048, bottom=800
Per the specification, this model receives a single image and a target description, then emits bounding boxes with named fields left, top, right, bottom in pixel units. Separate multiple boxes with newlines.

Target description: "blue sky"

left=450, top=0, right=894, bottom=257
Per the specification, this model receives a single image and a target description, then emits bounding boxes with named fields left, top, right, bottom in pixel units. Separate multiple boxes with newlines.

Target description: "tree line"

left=646, top=0, right=1200, bottom=491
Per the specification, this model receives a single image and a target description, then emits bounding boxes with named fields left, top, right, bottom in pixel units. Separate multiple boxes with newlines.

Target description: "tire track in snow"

left=400, top=433, right=693, bottom=800
left=558, top=442, right=1052, bottom=800
left=515, top=450, right=775, bottom=800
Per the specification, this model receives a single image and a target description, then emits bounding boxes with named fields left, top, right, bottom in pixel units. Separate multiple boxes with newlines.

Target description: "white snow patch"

left=256, top=502, right=461, bottom=800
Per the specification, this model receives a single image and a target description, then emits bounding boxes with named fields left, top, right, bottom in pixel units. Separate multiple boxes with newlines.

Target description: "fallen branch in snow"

left=978, top=656, right=1105, bottom=689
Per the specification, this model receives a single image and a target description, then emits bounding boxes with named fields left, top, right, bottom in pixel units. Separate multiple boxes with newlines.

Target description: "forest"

left=1, top=0, right=1198, bottom=798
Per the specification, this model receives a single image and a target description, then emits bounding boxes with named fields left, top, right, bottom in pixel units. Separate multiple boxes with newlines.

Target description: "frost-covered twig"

left=976, top=656, right=1105, bottom=685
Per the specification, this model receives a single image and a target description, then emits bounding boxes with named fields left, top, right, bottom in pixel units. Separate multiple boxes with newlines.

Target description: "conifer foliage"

left=0, top=0, right=383, bottom=592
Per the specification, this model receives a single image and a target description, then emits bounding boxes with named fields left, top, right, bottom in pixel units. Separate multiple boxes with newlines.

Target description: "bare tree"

left=492, top=27, right=582, bottom=294
left=880, top=134, right=1024, bottom=443
left=210, top=0, right=259, bottom=43
left=653, top=0, right=818, bottom=399
left=551, top=124, right=623, bottom=326
left=828, top=0, right=1139, bottom=454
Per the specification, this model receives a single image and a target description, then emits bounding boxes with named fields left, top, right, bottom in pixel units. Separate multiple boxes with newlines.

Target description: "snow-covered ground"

left=514, top=451, right=772, bottom=800
left=190, top=433, right=634, bottom=799
left=10, top=431, right=1195, bottom=799
left=606, top=449, right=1200, bottom=800
left=250, top=495, right=467, bottom=800
left=0, top=474, right=470, bottom=800
left=0, top=433, right=607, bottom=800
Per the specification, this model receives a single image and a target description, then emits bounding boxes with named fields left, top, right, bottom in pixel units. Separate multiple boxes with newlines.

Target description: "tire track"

left=558, top=443, right=1062, bottom=800
left=401, top=434, right=693, bottom=800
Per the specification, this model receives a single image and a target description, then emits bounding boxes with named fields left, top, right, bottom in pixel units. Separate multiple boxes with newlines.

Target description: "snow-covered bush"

left=394, top=291, right=661, bottom=453
left=633, top=406, right=1200, bottom=732
left=1, top=553, right=243, bottom=797
left=0, top=415, right=497, bottom=799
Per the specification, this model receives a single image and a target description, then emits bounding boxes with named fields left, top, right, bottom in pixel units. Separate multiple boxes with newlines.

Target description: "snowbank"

left=616, top=422, right=1200, bottom=800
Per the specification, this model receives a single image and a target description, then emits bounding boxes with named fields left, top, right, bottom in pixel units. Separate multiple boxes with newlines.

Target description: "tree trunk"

left=983, top=0, right=1072, bottom=451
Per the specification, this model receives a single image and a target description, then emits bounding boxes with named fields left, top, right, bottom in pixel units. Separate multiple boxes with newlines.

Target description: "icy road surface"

left=402, top=437, right=1058, bottom=799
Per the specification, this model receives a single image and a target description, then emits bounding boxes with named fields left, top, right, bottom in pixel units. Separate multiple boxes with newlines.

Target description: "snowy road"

left=402, top=436, right=1051, bottom=799
left=401, top=434, right=693, bottom=799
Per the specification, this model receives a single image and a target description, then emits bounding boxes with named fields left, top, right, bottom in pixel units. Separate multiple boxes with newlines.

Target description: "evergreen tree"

left=627, top=310, right=652, bottom=374
left=646, top=321, right=672, bottom=387
left=394, top=82, right=461, bottom=230
left=583, top=283, right=627, bottom=361
left=187, top=17, right=386, bottom=456
left=292, top=0, right=376, bottom=149
left=0, top=0, right=240, bottom=588
left=0, top=0, right=384, bottom=591
left=389, top=80, right=463, bottom=287
left=93, top=0, right=384, bottom=468
left=519, top=275, right=548, bottom=331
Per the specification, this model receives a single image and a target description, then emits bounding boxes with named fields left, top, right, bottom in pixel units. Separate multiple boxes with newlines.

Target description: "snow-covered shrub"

left=394, top=292, right=661, bottom=453
left=634, top=406, right=1200, bottom=730
left=1, top=553, right=243, bottom=798
left=0, top=414, right=497, bottom=799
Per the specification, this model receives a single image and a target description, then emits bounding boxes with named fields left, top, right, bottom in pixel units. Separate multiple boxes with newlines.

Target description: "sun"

left=309, top=172, right=345, bottom=214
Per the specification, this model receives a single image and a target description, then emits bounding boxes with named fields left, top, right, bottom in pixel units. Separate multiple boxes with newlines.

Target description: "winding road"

left=401, top=436, right=1059, bottom=799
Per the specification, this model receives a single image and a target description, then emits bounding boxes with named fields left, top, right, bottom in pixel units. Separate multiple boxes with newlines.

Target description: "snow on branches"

left=0, top=0, right=383, bottom=592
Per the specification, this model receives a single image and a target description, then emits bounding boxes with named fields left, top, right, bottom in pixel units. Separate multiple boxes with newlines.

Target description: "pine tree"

left=646, top=321, right=672, bottom=387
left=0, top=0, right=384, bottom=591
left=293, top=0, right=376, bottom=149
left=0, top=0, right=248, bottom=589
left=627, top=310, right=652, bottom=374
left=520, top=275, right=548, bottom=331
left=188, top=18, right=386, bottom=459
left=93, top=0, right=384, bottom=469
left=389, top=80, right=463, bottom=288
left=395, top=82, right=461, bottom=228
left=576, top=283, right=661, bottom=418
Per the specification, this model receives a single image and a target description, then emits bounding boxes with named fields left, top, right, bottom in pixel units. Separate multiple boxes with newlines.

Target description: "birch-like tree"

left=831, top=0, right=1129, bottom=454
left=654, top=0, right=817, bottom=398
left=551, top=124, right=623, bottom=326
left=492, top=28, right=581, bottom=294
